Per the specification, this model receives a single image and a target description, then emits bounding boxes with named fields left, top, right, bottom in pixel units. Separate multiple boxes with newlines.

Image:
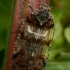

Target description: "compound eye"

left=36, top=10, right=49, bottom=24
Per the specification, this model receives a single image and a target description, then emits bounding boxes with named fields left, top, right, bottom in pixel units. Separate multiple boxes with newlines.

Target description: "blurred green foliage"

left=0, top=0, right=13, bottom=69
left=0, top=0, right=70, bottom=70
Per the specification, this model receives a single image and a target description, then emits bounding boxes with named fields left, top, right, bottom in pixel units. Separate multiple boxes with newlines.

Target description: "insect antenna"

left=28, top=4, right=34, bottom=12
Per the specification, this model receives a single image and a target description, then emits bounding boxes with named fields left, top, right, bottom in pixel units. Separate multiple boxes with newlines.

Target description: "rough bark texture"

left=6, top=0, right=50, bottom=70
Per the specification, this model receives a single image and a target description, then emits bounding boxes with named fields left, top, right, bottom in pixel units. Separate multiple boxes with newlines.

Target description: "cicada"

left=11, top=3, right=54, bottom=70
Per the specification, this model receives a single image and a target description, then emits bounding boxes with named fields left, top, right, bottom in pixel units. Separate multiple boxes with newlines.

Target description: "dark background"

left=0, top=0, right=70, bottom=70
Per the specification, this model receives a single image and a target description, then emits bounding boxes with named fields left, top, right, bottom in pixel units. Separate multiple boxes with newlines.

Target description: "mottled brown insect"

left=11, top=3, right=54, bottom=70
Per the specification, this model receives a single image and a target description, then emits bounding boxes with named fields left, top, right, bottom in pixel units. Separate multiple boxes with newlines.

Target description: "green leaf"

left=64, top=26, right=70, bottom=43
left=49, top=48, right=63, bottom=60
left=45, top=62, right=70, bottom=70
left=53, top=22, right=62, bottom=40
left=58, top=52, right=70, bottom=61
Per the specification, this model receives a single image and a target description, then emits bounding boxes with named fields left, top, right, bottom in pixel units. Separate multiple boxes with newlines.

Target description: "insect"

left=11, top=3, right=54, bottom=70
